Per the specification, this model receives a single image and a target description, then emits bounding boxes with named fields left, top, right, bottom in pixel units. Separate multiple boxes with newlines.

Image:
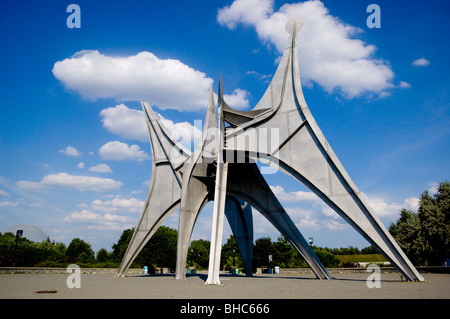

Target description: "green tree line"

left=1, top=182, right=448, bottom=269
left=389, top=181, right=449, bottom=266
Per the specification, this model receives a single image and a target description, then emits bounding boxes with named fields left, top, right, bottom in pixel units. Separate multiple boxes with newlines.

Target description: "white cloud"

left=268, top=185, right=345, bottom=231
left=53, top=50, right=215, bottom=111
left=157, top=114, right=201, bottom=150
left=77, top=162, right=85, bottom=169
left=363, top=194, right=403, bottom=219
left=223, top=89, right=250, bottom=109
left=412, top=58, right=430, bottom=67
left=363, top=193, right=422, bottom=218
left=270, top=185, right=319, bottom=202
left=427, top=182, right=439, bottom=195
left=403, top=197, right=419, bottom=212
left=271, top=184, right=418, bottom=227
left=99, top=104, right=202, bottom=150
left=60, top=145, right=82, bottom=157
left=41, top=173, right=122, bottom=192
left=65, top=209, right=100, bottom=221
left=398, top=81, right=411, bottom=89
left=246, top=70, right=272, bottom=81
left=0, top=190, right=10, bottom=197
left=89, top=164, right=112, bottom=173
left=0, top=200, right=19, bottom=207
left=64, top=209, right=135, bottom=230
left=218, top=0, right=395, bottom=98
left=100, top=104, right=148, bottom=142
left=287, top=207, right=347, bottom=231
left=98, top=141, right=149, bottom=162
left=91, top=196, right=144, bottom=213
left=16, top=180, right=46, bottom=192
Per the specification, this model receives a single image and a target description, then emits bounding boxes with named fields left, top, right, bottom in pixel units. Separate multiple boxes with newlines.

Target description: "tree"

left=272, top=236, right=306, bottom=267
left=221, top=235, right=243, bottom=271
left=313, top=247, right=340, bottom=268
left=253, top=237, right=273, bottom=268
left=187, top=239, right=210, bottom=269
left=96, top=248, right=110, bottom=263
left=137, top=226, right=178, bottom=269
left=0, top=232, right=68, bottom=266
left=66, top=238, right=95, bottom=263
left=389, top=181, right=450, bottom=266
left=361, top=246, right=379, bottom=254
left=111, top=228, right=134, bottom=262
left=389, top=209, right=424, bottom=265
left=417, top=182, right=450, bottom=265
left=111, top=226, right=178, bottom=269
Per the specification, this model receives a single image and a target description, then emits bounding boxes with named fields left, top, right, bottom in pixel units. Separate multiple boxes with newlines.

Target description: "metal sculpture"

left=117, top=17, right=424, bottom=283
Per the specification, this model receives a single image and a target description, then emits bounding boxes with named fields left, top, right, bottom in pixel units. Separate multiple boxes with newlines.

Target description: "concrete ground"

left=1, top=270, right=449, bottom=299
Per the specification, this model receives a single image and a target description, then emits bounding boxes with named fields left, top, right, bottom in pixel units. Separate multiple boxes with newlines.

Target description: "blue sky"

left=1, top=0, right=449, bottom=253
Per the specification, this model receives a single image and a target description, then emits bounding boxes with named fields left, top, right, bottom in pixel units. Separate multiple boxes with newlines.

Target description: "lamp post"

left=15, top=229, right=23, bottom=248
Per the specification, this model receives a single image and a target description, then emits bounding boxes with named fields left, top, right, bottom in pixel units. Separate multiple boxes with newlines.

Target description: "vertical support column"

left=206, top=78, right=228, bottom=285
left=205, top=161, right=228, bottom=285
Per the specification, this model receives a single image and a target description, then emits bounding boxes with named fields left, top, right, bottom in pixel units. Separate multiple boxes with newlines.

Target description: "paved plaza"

left=1, top=270, right=449, bottom=299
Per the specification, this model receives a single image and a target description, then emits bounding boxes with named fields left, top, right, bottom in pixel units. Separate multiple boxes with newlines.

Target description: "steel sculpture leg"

left=224, top=196, right=254, bottom=276
left=176, top=87, right=220, bottom=280
left=175, top=160, right=213, bottom=279
left=227, top=163, right=332, bottom=280
left=116, top=102, right=190, bottom=277
left=206, top=87, right=229, bottom=285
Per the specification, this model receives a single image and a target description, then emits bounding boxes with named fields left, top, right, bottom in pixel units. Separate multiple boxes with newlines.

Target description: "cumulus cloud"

left=271, top=184, right=418, bottom=229
left=398, top=81, right=411, bottom=89
left=157, top=114, right=202, bottom=151
left=64, top=209, right=135, bottom=230
left=98, top=141, right=150, bottom=162
left=88, top=164, right=112, bottom=173
left=287, top=207, right=347, bottom=231
left=363, top=194, right=403, bottom=219
left=412, top=58, right=430, bottom=67
left=100, top=104, right=148, bottom=142
left=426, top=182, right=439, bottom=195
left=91, top=196, right=144, bottom=213
left=362, top=193, right=423, bottom=218
left=270, top=185, right=319, bottom=202
left=60, top=145, right=82, bottom=157
left=403, top=197, right=419, bottom=212
left=269, top=185, right=344, bottom=231
left=99, top=104, right=202, bottom=150
left=15, top=180, right=47, bottom=192
left=17, top=173, right=123, bottom=192
left=0, top=200, right=19, bottom=207
left=218, top=0, right=395, bottom=98
left=53, top=50, right=251, bottom=111
left=223, top=89, right=250, bottom=109
left=0, top=189, right=11, bottom=197
left=41, top=173, right=122, bottom=192
left=53, top=50, right=215, bottom=111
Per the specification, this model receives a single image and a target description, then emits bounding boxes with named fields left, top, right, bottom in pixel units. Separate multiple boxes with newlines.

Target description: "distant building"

left=6, top=224, right=48, bottom=243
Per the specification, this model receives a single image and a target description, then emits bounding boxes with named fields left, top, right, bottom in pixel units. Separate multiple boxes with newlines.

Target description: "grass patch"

left=336, top=254, right=387, bottom=264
